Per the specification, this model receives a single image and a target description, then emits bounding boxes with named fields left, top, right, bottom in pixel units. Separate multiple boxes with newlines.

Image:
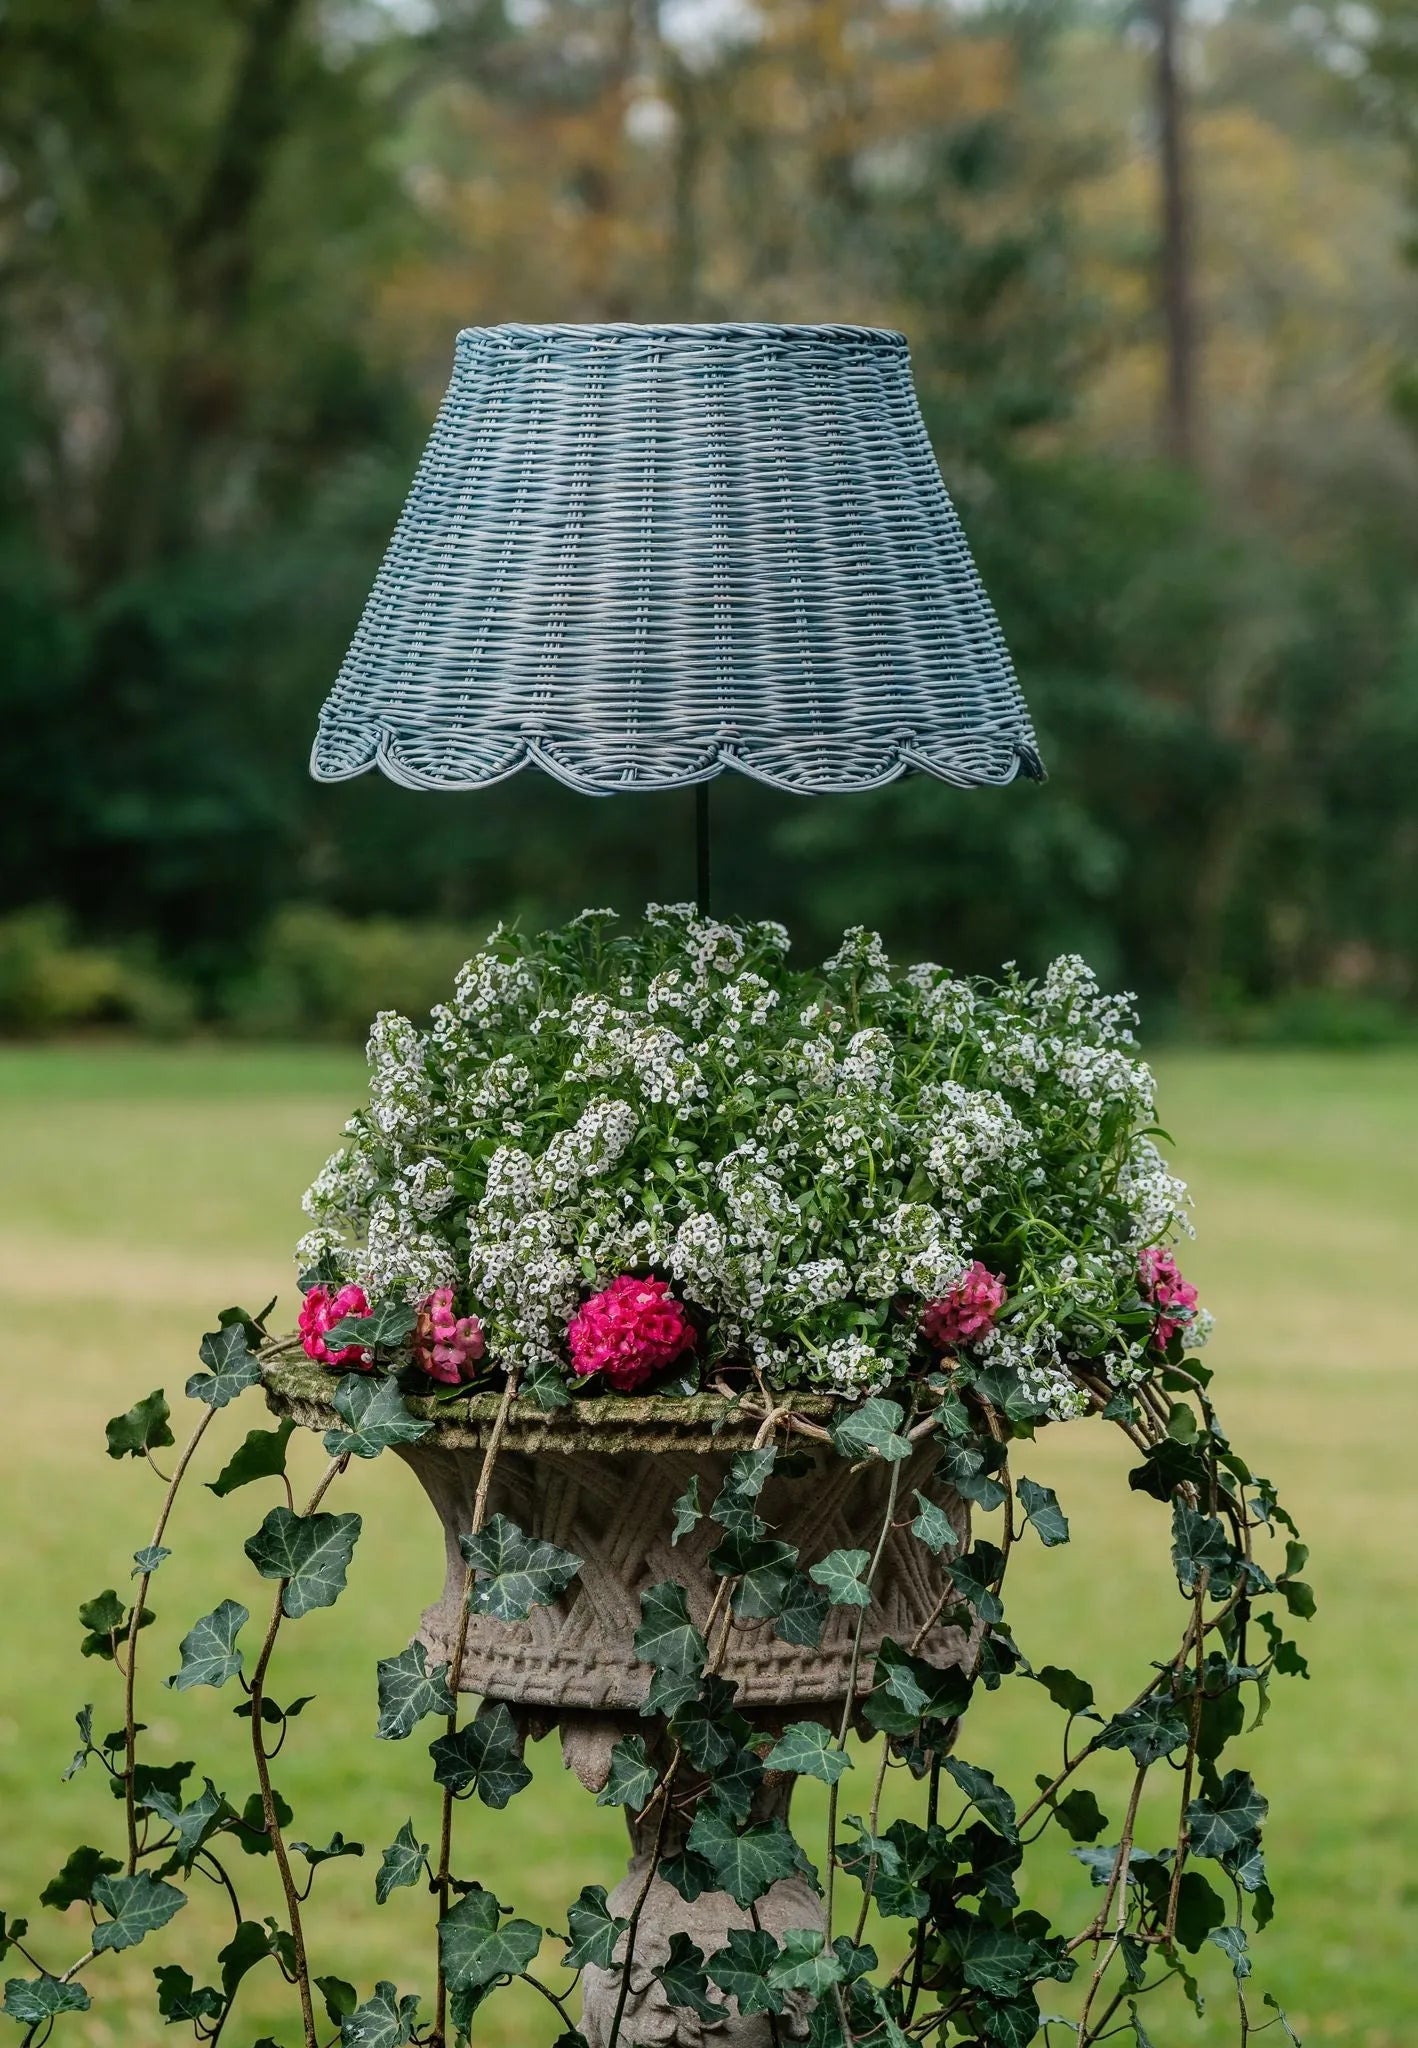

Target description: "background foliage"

left=2, top=0, right=1418, bottom=1035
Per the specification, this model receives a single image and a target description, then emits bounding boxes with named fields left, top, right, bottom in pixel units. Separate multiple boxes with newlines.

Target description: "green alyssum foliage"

left=3, top=927, right=1313, bottom=2048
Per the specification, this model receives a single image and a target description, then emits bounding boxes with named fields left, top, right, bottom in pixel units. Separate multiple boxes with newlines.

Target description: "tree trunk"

left=1155, top=0, right=1198, bottom=468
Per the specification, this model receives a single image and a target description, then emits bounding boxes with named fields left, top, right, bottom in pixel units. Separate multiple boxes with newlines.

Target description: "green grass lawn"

left=0, top=1044, right=1414, bottom=2045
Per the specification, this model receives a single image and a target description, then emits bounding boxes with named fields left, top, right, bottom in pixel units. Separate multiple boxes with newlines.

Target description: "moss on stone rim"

left=261, top=1348, right=839, bottom=1454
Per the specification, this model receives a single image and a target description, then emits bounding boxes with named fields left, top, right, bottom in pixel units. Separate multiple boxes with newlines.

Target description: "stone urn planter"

left=266, top=1359, right=972, bottom=2045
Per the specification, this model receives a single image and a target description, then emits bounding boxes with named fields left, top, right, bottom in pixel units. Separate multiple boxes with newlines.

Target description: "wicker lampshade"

left=311, top=322, right=1043, bottom=796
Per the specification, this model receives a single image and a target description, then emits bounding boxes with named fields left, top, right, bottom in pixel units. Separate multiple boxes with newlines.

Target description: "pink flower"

left=298, top=1282, right=372, bottom=1370
left=567, top=1275, right=696, bottom=1394
left=413, top=1287, right=487, bottom=1386
left=921, top=1262, right=1008, bottom=1352
left=1138, top=1245, right=1199, bottom=1350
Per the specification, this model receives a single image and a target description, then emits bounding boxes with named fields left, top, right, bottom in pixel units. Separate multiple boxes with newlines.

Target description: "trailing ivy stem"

left=825, top=1453, right=902, bottom=1942
left=1073, top=1764, right=1147, bottom=2043
left=123, top=1403, right=218, bottom=1873
left=433, top=1370, right=520, bottom=2047
left=1165, top=1570, right=1210, bottom=1940
left=248, top=1453, right=344, bottom=2048
left=605, top=1753, right=679, bottom=2048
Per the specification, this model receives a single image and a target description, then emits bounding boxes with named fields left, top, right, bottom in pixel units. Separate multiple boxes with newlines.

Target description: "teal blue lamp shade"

left=311, top=322, right=1044, bottom=796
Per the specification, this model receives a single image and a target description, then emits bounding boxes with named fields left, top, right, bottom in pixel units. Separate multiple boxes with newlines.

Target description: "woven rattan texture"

left=312, top=323, right=1043, bottom=796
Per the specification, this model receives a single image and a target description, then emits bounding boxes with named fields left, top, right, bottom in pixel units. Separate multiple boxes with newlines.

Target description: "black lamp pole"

left=695, top=783, right=712, bottom=916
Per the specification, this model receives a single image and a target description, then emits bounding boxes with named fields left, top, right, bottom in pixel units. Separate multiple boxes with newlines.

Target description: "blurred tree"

left=0, top=0, right=1414, bottom=1026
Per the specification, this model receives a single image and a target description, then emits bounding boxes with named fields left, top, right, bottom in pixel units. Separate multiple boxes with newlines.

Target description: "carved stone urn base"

left=581, top=1776, right=825, bottom=2046
left=266, top=1364, right=970, bottom=2043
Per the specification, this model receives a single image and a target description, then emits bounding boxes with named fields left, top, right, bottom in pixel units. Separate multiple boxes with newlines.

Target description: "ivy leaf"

left=710, top=1451, right=776, bottom=1538
left=142, top=1780, right=231, bottom=1873
left=773, top=1572, right=830, bottom=1649
left=439, top=1887, right=541, bottom=1991
left=105, top=1389, right=174, bottom=1462
left=77, top=1588, right=127, bottom=1661
left=218, top=1919, right=275, bottom=1996
left=1171, top=1504, right=1235, bottom=1593
left=1099, top=1696, right=1190, bottom=1768
left=187, top=1321, right=262, bottom=1409
left=340, top=1980, right=422, bottom=2046
left=244, top=1508, right=362, bottom=1619
left=939, top=1438, right=1010, bottom=1512
left=1280, top=1577, right=1316, bottom=1621
left=460, top=1515, right=581, bottom=1622
left=168, top=1600, right=248, bottom=1691
left=958, top=1923, right=1039, bottom=1999
left=124, top=1760, right=193, bottom=1811
left=1173, top=1871, right=1228, bottom=1952
left=946, top=1543, right=1005, bottom=1625
left=1186, top=1771, right=1267, bottom=1862
left=375, top=1821, right=427, bottom=1904
left=654, top=1933, right=720, bottom=2021
left=642, top=1662, right=701, bottom=1718
left=830, top=1397, right=912, bottom=1463
left=634, top=1581, right=707, bottom=1676
left=62, top=1705, right=93, bottom=1781
left=376, top=1642, right=456, bottom=1741
left=708, top=1530, right=800, bottom=1619
left=838, top=1823, right=926, bottom=1920
left=685, top=1810, right=806, bottom=1910
left=153, top=1965, right=224, bottom=2025
left=2, top=1978, right=91, bottom=2022
left=1256, top=1610, right=1309, bottom=1680
left=522, top=1358, right=572, bottom=1411
left=316, top=1976, right=359, bottom=2027
left=561, top=1886, right=627, bottom=1971
left=323, top=1375, right=432, bottom=1460
left=720, top=1448, right=777, bottom=1503
left=596, top=1736, right=659, bottom=1812
left=429, top=1701, right=530, bottom=1809
left=91, top=1871, right=186, bottom=1952
left=976, top=1996, right=1044, bottom=2047
left=942, top=1758, right=1018, bottom=1839
left=132, top=1546, right=172, bottom=1576
left=702, top=1746, right=765, bottom=1824
left=660, top=1849, right=718, bottom=1904
left=770, top=1929, right=845, bottom=1998
left=706, top=1928, right=784, bottom=2017
left=671, top=1475, right=703, bottom=1544
left=232, top=1788, right=293, bottom=1856
left=39, top=1845, right=121, bottom=1910
left=764, top=1722, right=852, bottom=1786
left=1041, top=1786, right=1109, bottom=1843
left=1033, top=1666, right=1096, bottom=1717
left=1208, top=1925, right=1252, bottom=1980
left=670, top=1674, right=749, bottom=1773
left=1017, top=1478, right=1069, bottom=1547
left=808, top=1549, right=873, bottom=1608
left=208, top=1420, right=296, bottom=1498
left=291, top=1832, right=364, bottom=1868
left=326, top=1298, right=418, bottom=1354
left=863, top=1639, right=972, bottom=1736
left=909, top=1492, right=957, bottom=1556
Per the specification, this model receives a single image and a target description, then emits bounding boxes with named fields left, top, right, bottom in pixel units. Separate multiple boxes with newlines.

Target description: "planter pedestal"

left=267, top=1368, right=971, bottom=2043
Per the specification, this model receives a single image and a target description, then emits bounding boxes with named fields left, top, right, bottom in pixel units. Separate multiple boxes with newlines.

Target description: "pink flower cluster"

left=414, top=1288, right=486, bottom=1386
left=298, top=1283, right=371, bottom=1369
left=920, top=1261, right=1007, bottom=1352
left=1138, top=1245, right=1199, bottom=1350
left=567, top=1275, right=696, bottom=1393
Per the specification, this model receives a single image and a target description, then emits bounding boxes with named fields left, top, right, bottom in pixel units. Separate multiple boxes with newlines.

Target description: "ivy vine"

left=2, top=1308, right=1311, bottom=2048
